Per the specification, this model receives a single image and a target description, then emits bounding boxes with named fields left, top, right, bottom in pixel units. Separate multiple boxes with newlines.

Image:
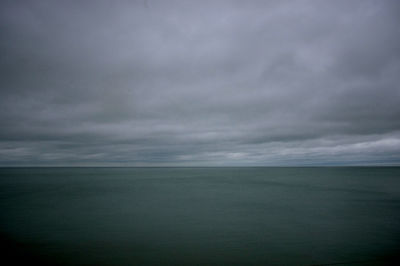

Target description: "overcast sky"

left=1, top=0, right=399, bottom=166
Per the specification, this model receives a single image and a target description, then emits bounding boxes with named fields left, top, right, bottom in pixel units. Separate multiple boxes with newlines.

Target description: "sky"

left=0, top=0, right=399, bottom=166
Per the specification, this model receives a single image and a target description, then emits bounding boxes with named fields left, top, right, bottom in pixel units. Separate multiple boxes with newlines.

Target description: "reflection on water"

left=1, top=167, right=399, bottom=265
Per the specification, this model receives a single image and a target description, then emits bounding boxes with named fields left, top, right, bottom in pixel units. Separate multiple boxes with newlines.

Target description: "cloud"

left=0, top=0, right=399, bottom=166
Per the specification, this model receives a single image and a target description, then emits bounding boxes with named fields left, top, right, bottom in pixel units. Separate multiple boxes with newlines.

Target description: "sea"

left=0, top=167, right=399, bottom=265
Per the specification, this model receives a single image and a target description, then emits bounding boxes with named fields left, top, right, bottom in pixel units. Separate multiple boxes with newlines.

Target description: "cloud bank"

left=1, top=0, right=399, bottom=166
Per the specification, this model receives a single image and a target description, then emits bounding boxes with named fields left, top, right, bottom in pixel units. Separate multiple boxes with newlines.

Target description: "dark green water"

left=0, top=167, right=399, bottom=265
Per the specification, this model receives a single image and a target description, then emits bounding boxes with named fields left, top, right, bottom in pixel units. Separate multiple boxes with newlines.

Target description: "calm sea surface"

left=0, top=167, right=399, bottom=265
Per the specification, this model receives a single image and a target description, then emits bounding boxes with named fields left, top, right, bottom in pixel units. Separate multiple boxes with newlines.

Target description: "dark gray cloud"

left=1, top=0, right=399, bottom=166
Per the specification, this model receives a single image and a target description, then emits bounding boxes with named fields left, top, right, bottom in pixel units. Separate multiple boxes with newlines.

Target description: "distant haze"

left=1, top=0, right=399, bottom=166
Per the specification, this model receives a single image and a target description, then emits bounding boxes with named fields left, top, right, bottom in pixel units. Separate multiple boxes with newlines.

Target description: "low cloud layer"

left=1, top=0, right=399, bottom=166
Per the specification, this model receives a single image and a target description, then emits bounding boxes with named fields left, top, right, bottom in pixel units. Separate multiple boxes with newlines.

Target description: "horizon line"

left=1, top=165, right=400, bottom=168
